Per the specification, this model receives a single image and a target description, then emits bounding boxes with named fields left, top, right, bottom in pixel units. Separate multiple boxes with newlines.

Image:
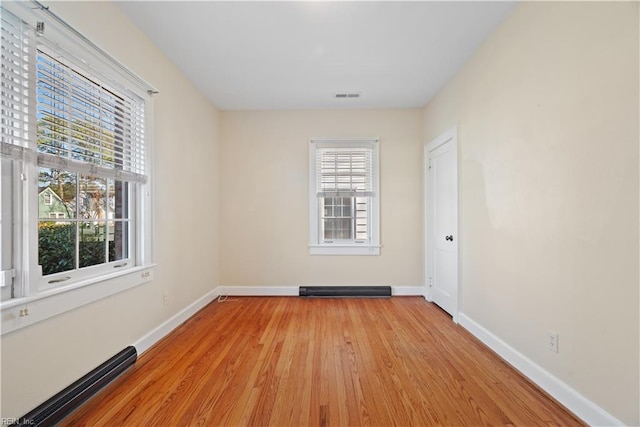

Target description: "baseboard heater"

left=299, top=286, right=392, bottom=298
left=11, top=346, right=137, bottom=427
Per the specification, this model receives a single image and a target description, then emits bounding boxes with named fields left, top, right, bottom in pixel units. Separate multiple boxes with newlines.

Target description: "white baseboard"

left=133, top=287, right=222, bottom=355
left=392, top=286, right=426, bottom=296
left=219, top=286, right=298, bottom=296
left=458, top=313, right=624, bottom=427
left=219, top=285, right=426, bottom=297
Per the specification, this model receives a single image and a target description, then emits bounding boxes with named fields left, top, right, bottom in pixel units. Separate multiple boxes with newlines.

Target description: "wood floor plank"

left=61, top=297, right=584, bottom=427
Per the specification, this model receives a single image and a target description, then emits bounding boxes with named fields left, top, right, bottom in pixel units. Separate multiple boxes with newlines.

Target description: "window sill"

left=0, top=265, right=155, bottom=336
left=309, top=245, right=381, bottom=256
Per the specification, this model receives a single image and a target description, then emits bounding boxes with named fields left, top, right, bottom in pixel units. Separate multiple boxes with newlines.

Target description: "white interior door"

left=425, top=127, right=458, bottom=322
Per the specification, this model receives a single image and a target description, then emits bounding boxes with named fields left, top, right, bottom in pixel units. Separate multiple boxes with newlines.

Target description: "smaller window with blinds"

left=309, top=138, right=380, bottom=255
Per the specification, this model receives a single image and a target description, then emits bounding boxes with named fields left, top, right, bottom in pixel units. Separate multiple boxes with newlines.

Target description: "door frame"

left=424, top=126, right=460, bottom=323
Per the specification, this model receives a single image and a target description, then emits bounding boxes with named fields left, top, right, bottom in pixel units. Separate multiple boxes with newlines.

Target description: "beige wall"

left=422, top=2, right=639, bottom=424
left=2, top=0, right=638, bottom=424
left=1, top=1, right=220, bottom=418
left=220, top=109, right=423, bottom=287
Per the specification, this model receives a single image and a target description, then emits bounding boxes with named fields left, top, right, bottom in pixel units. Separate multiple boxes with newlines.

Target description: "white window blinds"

left=0, top=4, right=152, bottom=184
left=316, top=145, right=374, bottom=197
left=1, top=7, right=32, bottom=151
left=36, top=50, right=147, bottom=183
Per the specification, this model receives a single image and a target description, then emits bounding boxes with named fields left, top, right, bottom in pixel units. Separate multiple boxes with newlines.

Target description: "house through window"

left=320, top=196, right=369, bottom=242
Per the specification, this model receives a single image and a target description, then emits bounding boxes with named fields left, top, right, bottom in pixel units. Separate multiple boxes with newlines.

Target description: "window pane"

left=336, top=218, right=351, bottom=239
left=323, top=218, right=354, bottom=240
left=321, top=197, right=370, bottom=241
left=79, top=221, right=106, bottom=268
left=39, top=222, right=76, bottom=275
left=109, top=179, right=129, bottom=220
left=38, top=168, right=76, bottom=219
left=321, top=197, right=358, bottom=241
left=79, top=175, right=106, bottom=220
left=342, top=201, right=351, bottom=217
left=37, top=106, right=72, bottom=158
left=323, top=219, right=333, bottom=240
left=109, top=220, right=129, bottom=262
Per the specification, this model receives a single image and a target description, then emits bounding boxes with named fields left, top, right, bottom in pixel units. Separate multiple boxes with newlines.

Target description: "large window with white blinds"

left=34, top=47, right=145, bottom=279
left=309, top=138, right=380, bottom=255
left=0, top=3, right=154, bottom=334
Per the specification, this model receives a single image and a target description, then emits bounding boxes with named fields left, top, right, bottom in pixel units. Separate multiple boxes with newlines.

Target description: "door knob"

left=445, top=235, right=454, bottom=241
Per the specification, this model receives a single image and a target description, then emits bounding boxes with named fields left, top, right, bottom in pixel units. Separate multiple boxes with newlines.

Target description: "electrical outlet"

left=546, top=331, right=559, bottom=353
left=163, top=293, right=168, bottom=306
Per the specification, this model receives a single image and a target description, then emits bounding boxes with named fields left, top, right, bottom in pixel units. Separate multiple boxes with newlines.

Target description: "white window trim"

left=0, top=160, right=14, bottom=301
left=1, top=265, right=155, bottom=335
left=308, top=137, right=381, bottom=256
left=1, top=150, right=155, bottom=335
left=0, top=2, right=156, bottom=335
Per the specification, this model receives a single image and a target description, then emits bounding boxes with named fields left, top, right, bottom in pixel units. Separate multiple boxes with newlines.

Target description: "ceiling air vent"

left=334, top=92, right=361, bottom=99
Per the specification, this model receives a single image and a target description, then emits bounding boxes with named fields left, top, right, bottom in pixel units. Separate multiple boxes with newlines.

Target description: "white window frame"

left=308, top=138, right=380, bottom=256
left=0, top=159, right=15, bottom=301
left=0, top=2, right=156, bottom=335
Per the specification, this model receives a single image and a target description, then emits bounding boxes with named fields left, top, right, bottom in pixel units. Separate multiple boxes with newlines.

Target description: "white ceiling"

left=117, top=1, right=517, bottom=110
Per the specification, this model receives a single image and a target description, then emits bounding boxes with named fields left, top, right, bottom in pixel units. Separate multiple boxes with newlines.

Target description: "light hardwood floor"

left=62, top=297, right=584, bottom=426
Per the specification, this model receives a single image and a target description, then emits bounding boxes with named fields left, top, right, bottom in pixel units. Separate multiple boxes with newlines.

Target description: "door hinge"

left=0, top=269, right=15, bottom=287
left=428, top=277, right=433, bottom=288
left=428, top=158, right=432, bottom=170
